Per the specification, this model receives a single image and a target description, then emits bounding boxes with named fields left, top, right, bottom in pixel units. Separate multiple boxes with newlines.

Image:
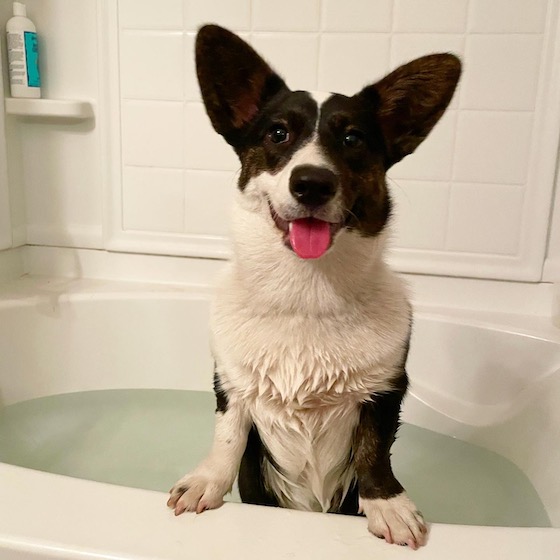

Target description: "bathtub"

left=1, top=276, right=560, bottom=559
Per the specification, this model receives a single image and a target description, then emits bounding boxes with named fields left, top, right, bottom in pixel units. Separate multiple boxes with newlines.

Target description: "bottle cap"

left=13, top=2, right=27, bottom=17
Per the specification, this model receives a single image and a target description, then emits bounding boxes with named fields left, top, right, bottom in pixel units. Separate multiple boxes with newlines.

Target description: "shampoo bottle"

left=6, top=2, right=41, bottom=98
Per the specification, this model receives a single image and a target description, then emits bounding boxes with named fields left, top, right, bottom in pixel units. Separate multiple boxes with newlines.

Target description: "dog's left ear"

left=359, top=54, right=461, bottom=168
left=196, top=25, right=289, bottom=146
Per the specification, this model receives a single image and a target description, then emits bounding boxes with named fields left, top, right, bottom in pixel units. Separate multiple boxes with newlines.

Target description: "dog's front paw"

left=360, top=493, right=427, bottom=550
left=167, top=472, right=230, bottom=516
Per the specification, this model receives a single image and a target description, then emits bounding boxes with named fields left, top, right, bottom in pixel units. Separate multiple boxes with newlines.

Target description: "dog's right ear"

left=196, top=25, right=288, bottom=146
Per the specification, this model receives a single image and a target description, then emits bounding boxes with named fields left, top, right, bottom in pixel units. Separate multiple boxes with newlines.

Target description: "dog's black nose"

left=290, top=165, right=337, bottom=208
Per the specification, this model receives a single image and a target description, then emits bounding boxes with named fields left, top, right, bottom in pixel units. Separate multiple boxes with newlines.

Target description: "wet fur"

left=169, top=25, right=461, bottom=549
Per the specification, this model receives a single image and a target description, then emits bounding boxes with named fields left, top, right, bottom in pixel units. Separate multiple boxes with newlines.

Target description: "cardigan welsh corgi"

left=168, top=25, right=461, bottom=549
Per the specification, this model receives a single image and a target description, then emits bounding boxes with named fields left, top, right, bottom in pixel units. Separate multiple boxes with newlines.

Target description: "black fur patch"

left=213, top=368, right=229, bottom=413
left=317, top=93, right=391, bottom=238
left=334, top=481, right=360, bottom=515
left=238, top=425, right=280, bottom=507
left=354, top=376, right=408, bottom=500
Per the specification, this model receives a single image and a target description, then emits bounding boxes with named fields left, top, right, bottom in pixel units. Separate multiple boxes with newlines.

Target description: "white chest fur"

left=210, top=201, right=410, bottom=511
left=255, top=399, right=360, bottom=511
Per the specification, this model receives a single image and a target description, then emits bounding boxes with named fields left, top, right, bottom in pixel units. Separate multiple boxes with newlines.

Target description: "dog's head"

left=196, top=25, right=461, bottom=260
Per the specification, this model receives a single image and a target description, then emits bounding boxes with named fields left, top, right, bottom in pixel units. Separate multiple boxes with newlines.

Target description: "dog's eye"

left=343, top=131, right=364, bottom=148
left=268, top=125, right=290, bottom=144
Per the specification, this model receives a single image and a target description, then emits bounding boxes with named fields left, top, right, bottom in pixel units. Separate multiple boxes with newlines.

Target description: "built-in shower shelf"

left=5, top=98, right=94, bottom=120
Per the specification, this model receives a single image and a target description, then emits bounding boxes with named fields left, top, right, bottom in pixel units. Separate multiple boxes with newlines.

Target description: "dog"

left=168, top=25, right=460, bottom=549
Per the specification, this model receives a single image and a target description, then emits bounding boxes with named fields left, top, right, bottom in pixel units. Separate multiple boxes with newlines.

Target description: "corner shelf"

left=5, top=98, right=95, bottom=120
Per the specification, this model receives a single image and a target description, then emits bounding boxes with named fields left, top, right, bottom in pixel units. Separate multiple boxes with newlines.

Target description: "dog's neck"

left=228, top=198, right=396, bottom=316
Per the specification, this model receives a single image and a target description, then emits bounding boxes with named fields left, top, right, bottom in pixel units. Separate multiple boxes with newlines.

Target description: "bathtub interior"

left=0, top=280, right=559, bottom=531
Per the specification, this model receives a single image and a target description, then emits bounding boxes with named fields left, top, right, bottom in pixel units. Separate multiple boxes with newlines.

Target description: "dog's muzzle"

left=266, top=165, right=342, bottom=260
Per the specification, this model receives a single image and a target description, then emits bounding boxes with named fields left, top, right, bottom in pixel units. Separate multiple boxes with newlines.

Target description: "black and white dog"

left=168, top=25, right=460, bottom=549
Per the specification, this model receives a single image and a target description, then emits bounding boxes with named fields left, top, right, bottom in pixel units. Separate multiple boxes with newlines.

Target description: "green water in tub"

left=0, top=389, right=551, bottom=528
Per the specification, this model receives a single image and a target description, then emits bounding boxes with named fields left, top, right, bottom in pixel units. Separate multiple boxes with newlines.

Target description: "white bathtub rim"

left=1, top=463, right=559, bottom=560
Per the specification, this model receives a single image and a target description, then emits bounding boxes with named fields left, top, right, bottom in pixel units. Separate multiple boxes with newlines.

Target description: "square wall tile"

left=461, top=35, right=542, bottom=111
left=251, top=33, right=319, bottom=91
left=390, top=180, right=450, bottom=250
left=446, top=183, right=524, bottom=255
left=321, top=0, right=392, bottom=32
left=252, top=0, right=320, bottom=31
left=318, top=34, right=390, bottom=95
left=185, top=102, right=240, bottom=171
left=121, top=101, right=185, bottom=167
left=390, top=33, right=464, bottom=108
left=120, top=31, right=184, bottom=100
left=119, top=0, right=183, bottom=29
left=122, top=167, right=185, bottom=232
left=185, top=170, right=236, bottom=235
left=184, top=0, right=251, bottom=31
left=394, top=0, right=468, bottom=33
left=390, top=110, right=457, bottom=182
left=453, top=111, right=533, bottom=185
left=469, top=0, right=547, bottom=33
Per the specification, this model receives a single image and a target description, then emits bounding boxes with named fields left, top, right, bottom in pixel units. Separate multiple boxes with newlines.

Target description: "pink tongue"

left=289, top=218, right=332, bottom=259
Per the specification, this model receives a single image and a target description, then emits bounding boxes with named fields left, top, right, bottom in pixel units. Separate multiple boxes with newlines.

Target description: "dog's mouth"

left=268, top=202, right=342, bottom=259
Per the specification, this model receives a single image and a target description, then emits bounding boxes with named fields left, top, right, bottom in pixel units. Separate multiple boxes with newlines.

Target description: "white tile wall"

left=184, top=0, right=252, bottom=31
left=390, top=110, right=457, bottom=181
left=121, top=101, right=185, bottom=168
left=393, top=0, right=469, bottom=33
left=184, top=33, right=200, bottom=101
left=252, top=0, right=321, bottom=31
left=468, top=0, right=547, bottom=33
left=446, top=183, right=524, bottom=255
left=122, top=167, right=185, bottom=233
left=184, top=103, right=239, bottom=171
left=184, top=171, right=236, bottom=236
left=318, top=33, right=391, bottom=94
left=252, top=33, right=320, bottom=91
left=390, top=33, right=466, bottom=68
left=390, top=180, right=450, bottom=250
left=460, top=35, right=543, bottom=111
left=321, top=0, right=393, bottom=32
left=453, top=112, right=533, bottom=185
left=118, top=0, right=184, bottom=30
left=120, top=31, right=184, bottom=100
left=108, top=0, right=560, bottom=280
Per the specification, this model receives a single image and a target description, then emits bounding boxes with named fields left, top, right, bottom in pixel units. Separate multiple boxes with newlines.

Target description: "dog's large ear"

left=196, top=25, right=288, bottom=146
left=359, top=54, right=461, bottom=169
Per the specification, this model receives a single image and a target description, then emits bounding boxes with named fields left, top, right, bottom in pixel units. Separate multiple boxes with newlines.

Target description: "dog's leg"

left=355, top=376, right=428, bottom=549
left=168, top=372, right=250, bottom=515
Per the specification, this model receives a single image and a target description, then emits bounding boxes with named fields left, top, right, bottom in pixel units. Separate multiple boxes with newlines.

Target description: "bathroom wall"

left=545, top=176, right=560, bottom=281
left=0, top=60, right=10, bottom=251
left=2, top=0, right=560, bottom=283
left=0, top=1, right=12, bottom=251
left=1, top=0, right=103, bottom=250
